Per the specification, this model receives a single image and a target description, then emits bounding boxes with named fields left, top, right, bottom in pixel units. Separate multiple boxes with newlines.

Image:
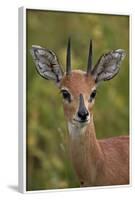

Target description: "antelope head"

left=31, top=39, right=126, bottom=129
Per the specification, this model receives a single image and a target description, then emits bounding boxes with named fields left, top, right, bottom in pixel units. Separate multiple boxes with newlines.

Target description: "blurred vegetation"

left=26, top=9, right=129, bottom=191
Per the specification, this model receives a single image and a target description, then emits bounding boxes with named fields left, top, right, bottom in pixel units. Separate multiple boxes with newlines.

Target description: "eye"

left=61, top=89, right=71, bottom=102
left=89, top=90, right=97, bottom=102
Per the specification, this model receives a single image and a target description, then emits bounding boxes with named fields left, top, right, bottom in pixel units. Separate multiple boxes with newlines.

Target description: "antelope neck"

left=68, top=116, right=103, bottom=185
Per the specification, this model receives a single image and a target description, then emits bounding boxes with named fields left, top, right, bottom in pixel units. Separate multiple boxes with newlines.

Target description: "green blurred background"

left=26, top=9, right=129, bottom=191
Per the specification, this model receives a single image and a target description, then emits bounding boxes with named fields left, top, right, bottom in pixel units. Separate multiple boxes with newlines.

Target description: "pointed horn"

left=87, top=39, right=93, bottom=75
left=66, top=37, right=71, bottom=75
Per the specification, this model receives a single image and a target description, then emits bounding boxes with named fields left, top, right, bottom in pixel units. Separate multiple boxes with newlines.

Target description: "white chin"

left=68, top=121, right=89, bottom=138
left=72, top=119, right=90, bottom=127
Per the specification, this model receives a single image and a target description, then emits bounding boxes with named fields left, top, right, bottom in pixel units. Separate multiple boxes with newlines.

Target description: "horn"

left=87, top=39, right=93, bottom=75
left=66, top=37, right=71, bottom=75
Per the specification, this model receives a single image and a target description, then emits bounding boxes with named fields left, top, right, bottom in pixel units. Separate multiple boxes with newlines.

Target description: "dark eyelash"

left=61, top=90, right=71, bottom=102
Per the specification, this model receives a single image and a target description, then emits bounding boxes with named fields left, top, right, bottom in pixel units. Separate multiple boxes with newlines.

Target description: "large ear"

left=92, top=49, right=126, bottom=82
left=30, top=45, right=63, bottom=84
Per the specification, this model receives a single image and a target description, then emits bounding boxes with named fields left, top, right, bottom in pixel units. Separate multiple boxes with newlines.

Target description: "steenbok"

left=31, top=39, right=129, bottom=187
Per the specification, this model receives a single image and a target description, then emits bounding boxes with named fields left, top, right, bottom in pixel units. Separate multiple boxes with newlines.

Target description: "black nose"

left=78, top=94, right=89, bottom=121
left=77, top=109, right=89, bottom=121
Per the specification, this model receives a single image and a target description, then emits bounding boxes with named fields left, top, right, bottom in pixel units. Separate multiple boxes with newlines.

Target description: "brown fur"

left=60, top=70, right=95, bottom=121
left=60, top=70, right=129, bottom=187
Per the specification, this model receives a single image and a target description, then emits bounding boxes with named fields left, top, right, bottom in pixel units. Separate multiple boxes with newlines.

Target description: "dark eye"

left=89, top=90, right=96, bottom=102
left=61, top=90, right=71, bottom=102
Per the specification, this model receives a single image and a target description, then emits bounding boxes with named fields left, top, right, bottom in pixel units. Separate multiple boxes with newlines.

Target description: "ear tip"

left=31, top=45, right=42, bottom=49
left=115, top=49, right=126, bottom=52
left=115, top=49, right=126, bottom=56
left=30, top=45, right=41, bottom=55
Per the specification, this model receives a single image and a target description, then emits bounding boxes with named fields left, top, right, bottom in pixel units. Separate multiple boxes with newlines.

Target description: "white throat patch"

left=67, top=121, right=87, bottom=139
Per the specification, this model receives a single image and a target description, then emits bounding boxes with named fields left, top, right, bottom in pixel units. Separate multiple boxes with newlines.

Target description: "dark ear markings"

left=92, top=49, right=126, bottom=83
left=30, top=45, right=64, bottom=84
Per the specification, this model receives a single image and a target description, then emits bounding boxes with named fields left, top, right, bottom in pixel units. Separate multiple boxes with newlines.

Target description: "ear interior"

left=31, top=45, right=63, bottom=83
left=92, top=49, right=126, bottom=82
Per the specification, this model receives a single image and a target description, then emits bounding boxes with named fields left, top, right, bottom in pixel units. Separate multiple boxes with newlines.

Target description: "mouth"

left=73, top=118, right=90, bottom=124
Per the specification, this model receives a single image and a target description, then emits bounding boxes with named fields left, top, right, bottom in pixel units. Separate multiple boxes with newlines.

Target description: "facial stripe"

left=77, top=94, right=89, bottom=121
